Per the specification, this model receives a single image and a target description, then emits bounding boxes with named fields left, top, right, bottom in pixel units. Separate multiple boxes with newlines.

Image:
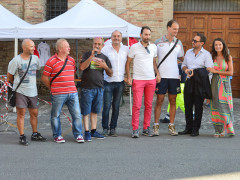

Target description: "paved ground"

left=0, top=95, right=240, bottom=180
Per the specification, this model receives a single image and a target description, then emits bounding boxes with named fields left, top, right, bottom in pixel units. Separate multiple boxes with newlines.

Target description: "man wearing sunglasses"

left=154, top=20, right=184, bottom=136
left=126, top=26, right=160, bottom=138
left=179, top=33, right=213, bottom=136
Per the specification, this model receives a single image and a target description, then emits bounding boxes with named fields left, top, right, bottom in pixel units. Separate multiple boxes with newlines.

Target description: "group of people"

left=7, top=19, right=235, bottom=146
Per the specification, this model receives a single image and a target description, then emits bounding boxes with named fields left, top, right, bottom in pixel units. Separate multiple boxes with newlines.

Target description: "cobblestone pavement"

left=1, top=95, right=240, bottom=135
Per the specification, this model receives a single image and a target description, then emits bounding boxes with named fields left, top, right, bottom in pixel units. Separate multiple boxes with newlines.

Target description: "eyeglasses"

left=145, top=47, right=150, bottom=54
left=192, top=39, right=201, bottom=43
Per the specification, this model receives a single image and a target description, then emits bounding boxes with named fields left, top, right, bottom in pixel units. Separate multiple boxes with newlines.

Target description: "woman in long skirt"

left=207, top=38, right=235, bottom=138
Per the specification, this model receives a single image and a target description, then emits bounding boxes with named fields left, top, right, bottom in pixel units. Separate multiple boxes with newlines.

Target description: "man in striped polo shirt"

left=41, top=39, right=84, bottom=143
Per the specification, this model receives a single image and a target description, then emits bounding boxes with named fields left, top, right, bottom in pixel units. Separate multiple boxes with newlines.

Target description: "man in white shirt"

left=154, top=20, right=184, bottom=136
left=179, top=33, right=213, bottom=136
left=126, top=26, right=161, bottom=138
left=101, top=30, right=129, bottom=137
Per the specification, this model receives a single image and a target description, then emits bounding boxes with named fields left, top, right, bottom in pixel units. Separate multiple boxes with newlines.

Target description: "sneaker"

left=153, top=124, right=159, bottom=136
left=142, top=127, right=153, bottom=137
left=76, top=135, right=85, bottom=143
left=91, top=131, right=105, bottom=139
left=109, top=129, right=118, bottom=137
left=19, top=135, right=29, bottom=146
left=102, top=129, right=108, bottom=137
left=168, top=124, right=178, bottom=136
left=132, top=130, right=139, bottom=138
left=84, top=131, right=92, bottom=142
left=31, top=132, right=47, bottom=141
left=54, top=136, right=65, bottom=143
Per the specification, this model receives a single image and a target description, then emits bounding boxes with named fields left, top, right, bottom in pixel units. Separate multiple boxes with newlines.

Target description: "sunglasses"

left=192, top=39, right=201, bottom=43
left=145, top=47, right=150, bottom=54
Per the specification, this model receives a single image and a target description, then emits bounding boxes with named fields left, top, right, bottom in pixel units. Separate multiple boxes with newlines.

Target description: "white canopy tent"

left=18, top=0, right=141, bottom=39
left=0, top=5, right=32, bottom=56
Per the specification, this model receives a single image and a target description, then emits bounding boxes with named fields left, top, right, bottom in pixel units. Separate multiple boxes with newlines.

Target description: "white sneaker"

left=153, top=125, right=159, bottom=136
left=168, top=124, right=178, bottom=136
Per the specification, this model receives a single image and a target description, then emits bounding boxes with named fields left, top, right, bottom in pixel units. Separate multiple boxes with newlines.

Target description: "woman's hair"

left=211, top=38, right=230, bottom=62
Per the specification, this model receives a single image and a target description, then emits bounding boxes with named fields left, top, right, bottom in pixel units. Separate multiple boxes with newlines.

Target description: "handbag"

left=9, top=56, right=32, bottom=107
left=50, top=57, right=68, bottom=85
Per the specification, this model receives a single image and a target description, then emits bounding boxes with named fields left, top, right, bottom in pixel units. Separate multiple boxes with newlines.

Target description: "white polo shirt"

left=101, top=44, right=129, bottom=82
left=128, top=42, right=157, bottom=80
left=155, top=36, right=184, bottom=79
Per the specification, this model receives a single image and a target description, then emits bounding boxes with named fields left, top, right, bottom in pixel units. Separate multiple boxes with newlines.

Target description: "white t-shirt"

left=8, top=55, right=40, bottom=97
left=155, top=36, right=184, bottom=79
left=101, top=44, right=129, bottom=82
left=128, top=42, right=157, bottom=80
left=38, top=42, right=50, bottom=67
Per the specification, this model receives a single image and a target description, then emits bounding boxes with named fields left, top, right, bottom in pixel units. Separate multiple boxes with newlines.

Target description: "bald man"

left=7, top=39, right=47, bottom=146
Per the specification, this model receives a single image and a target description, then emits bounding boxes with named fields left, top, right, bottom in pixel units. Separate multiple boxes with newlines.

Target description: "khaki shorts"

left=16, top=92, right=38, bottom=109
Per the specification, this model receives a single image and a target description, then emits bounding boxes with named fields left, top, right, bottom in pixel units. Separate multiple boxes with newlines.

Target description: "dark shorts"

left=16, top=92, right=39, bottom=109
left=156, top=78, right=181, bottom=95
left=80, top=88, right=104, bottom=116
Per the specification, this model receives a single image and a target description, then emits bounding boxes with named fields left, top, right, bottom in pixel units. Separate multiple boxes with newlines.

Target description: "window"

left=174, top=0, right=240, bottom=12
left=46, top=0, right=68, bottom=20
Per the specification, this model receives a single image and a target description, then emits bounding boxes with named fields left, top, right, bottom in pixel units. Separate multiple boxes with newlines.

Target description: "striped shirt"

left=43, top=53, right=77, bottom=95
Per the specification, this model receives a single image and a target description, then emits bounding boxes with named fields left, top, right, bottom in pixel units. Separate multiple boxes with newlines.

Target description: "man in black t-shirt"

left=80, top=37, right=113, bottom=142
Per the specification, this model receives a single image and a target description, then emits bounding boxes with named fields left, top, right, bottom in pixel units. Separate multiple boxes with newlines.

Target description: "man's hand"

left=95, top=59, right=108, bottom=69
left=207, top=67, right=217, bottom=74
left=185, top=69, right=194, bottom=77
left=156, top=74, right=161, bottom=83
left=126, top=76, right=132, bottom=85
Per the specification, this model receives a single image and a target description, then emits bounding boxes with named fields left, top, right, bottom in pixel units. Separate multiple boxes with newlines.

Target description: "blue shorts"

left=80, top=88, right=104, bottom=115
left=156, top=78, right=181, bottom=95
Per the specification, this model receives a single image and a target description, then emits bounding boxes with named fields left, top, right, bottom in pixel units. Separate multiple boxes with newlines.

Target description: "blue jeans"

left=102, top=81, right=124, bottom=130
left=51, top=92, right=83, bottom=139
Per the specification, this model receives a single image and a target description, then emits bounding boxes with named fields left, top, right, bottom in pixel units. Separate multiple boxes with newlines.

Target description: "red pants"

left=132, top=79, right=156, bottom=130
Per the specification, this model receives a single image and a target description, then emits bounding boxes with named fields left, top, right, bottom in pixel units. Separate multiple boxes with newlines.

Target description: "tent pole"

left=76, top=40, right=79, bottom=78
left=127, top=33, right=132, bottom=116
left=14, top=38, right=18, bottom=57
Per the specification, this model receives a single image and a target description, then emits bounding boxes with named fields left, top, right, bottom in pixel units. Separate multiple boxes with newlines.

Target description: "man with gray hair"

left=41, top=39, right=84, bottom=143
left=7, top=39, right=47, bottom=146
left=101, top=30, right=129, bottom=137
left=80, top=37, right=113, bottom=141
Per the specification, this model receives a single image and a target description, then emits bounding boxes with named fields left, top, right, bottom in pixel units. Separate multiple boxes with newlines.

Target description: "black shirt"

left=81, top=51, right=112, bottom=88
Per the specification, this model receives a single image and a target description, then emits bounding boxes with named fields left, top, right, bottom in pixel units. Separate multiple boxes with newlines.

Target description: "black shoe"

left=159, top=118, right=170, bottom=123
left=31, top=132, right=47, bottom=141
left=190, top=131, right=199, bottom=137
left=178, top=129, right=191, bottom=135
left=19, top=135, right=29, bottom=146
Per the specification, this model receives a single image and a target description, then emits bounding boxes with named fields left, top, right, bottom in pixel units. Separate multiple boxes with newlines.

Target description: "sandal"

left=213, top=133, right=220, bottom=138
left=220, top=132, right=225, bottom=137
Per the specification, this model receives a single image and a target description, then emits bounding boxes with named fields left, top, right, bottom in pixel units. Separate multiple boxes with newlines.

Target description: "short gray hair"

left=56, top=39, right=67, bottom=52
left=21, top=39, right=32, bottom=48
